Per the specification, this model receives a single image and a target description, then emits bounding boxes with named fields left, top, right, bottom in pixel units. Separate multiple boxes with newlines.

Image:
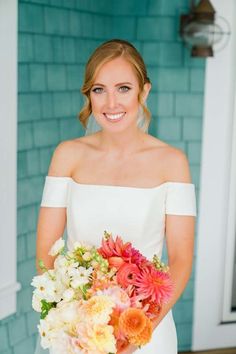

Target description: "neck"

left=97, top=127, right=146, bottom=157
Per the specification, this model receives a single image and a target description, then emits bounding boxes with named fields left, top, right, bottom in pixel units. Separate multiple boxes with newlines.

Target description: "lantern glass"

left=182, top=21, right=224, bottom=46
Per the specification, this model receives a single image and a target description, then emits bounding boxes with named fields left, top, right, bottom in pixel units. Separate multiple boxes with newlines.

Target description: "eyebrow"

left=92, top=82, right=133, bottom=87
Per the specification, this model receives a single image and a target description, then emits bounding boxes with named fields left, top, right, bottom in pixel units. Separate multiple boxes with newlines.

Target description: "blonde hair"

left=78, top=39, right=152, bottom=133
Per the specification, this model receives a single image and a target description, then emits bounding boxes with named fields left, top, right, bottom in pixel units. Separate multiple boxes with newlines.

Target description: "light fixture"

left=180, top=0, right=230, bottom=57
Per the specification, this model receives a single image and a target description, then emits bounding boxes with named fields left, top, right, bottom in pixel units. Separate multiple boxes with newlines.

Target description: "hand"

left=117, top=343, right=138, bottom=354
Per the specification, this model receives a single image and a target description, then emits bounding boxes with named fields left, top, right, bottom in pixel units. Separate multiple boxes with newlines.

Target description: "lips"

left=104, top=112, right=126, bottom=122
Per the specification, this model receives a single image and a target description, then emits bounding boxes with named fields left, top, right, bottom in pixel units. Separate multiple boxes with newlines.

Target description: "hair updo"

left=78, top=39, right=152, bottom=133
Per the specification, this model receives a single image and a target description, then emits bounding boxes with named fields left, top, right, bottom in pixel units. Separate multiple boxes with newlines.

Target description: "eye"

left=119, top=86, right=131, bottom=92
left=92, top=87, right=103, bottom=94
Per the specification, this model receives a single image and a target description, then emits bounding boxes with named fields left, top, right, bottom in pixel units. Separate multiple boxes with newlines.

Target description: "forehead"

left=93, top=57, right=138, bottom=84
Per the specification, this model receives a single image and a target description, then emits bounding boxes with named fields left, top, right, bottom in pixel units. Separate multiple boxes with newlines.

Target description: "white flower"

left=46, top=307, right=62, bottom=327
left=72, top=241, right=92, bottom=251
left=62, top=288, right=75, bottom=302
left=69, top=266, right=93, bottom=289
left=37, top=301, right=83, bottom=352
left=91, top=260, right=99, bottom=268
left=51, top=331, right=82, bottom=354
left=32, top=292, right=42, bottom=312
left=49, top=238, right=65, bottom=256
left=38, top=319, right=52, bottom=349
left=82, top=251, right=92, bottom=261
left=38, top=315, right=63, bottom=349
left=72, top=241, right=82, bottom=249
left=57, top=300, right=81, bottom=324
left=31, top=271, right=59, bottom=303
left=54, top=254, right=67, bottom=269
left=53, top=279, right=67, bottom=302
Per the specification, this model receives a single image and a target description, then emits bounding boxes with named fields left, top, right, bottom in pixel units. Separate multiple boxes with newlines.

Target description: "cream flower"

left=96, top=285, right=131, bottom=311
left=51, top=333, right=83, bottom=354
left=82, top=251, right=92, bottom=261
left=57, top=300, right=81, bottom=326
left=38, top=302, right=82, bottom=349
left=62, top=288, right=75, bottom=302
left=38, top=314, right=64, bottom=349
left=76, top=322, right=116, bottom=354
left=72, top=241, right=93, bottom=251
left=79, top=295, right=115, bottom=325
left=54, top=254, right=68, bottom=270
left=49, top=238, right=65, bottom=256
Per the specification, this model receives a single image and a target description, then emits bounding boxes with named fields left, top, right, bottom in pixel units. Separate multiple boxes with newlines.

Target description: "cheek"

left=127, top=97, right=140, bottom=110
left=121, top=93, right=139, bottom=107
left=90, top=95, right=103, bottom=109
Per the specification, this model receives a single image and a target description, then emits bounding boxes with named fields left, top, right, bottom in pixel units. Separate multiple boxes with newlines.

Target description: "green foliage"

left=40, top=299, right=56, bottom=320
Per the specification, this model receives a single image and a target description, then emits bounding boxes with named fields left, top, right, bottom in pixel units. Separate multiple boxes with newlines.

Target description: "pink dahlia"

left=98, top=234, right=131, bottom=259
left=98, top=232, right=147, bottom=266
left=135, top=266, right=174, bottom=305
left=108, top=256, right=125, bottom=270
left=116, top=263, right=141, bottom=287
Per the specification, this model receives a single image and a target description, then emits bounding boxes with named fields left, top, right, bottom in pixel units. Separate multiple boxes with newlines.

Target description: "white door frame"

left=192, top=0, right=236, bottom=350
left=0, top=0, right=21, bottom=320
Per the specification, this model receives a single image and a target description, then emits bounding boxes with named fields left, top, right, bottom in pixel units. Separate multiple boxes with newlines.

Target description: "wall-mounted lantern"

left=180, top=0, right=230, bottom=57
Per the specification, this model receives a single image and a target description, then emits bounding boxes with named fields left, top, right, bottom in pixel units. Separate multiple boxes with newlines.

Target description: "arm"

left=36, top=207, right=67, bottom=274
left=118, top=213, right=195, bottom=354
left=35, top=140, right=76, bottom=274
left=152, top=214, right=195, bottom=328
left=118, top=149, right=196, bottom=353
left=153, top=148, right=196, bottom=328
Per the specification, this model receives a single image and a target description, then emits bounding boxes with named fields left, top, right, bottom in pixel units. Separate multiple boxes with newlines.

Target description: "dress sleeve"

left=40, top=176, right=71, bottom=207
left=165, top=182, right=197, bottom=216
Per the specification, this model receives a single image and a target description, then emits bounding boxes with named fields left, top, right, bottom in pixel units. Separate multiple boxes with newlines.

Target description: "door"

left=192, top=0, right=236, bottom=350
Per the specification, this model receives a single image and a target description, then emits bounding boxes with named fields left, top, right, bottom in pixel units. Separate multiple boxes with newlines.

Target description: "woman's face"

left=90, top=56, right=150, bottom=132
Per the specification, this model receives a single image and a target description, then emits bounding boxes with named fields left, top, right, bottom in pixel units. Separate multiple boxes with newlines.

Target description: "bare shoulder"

left=162, top=144, right=192, bottom=183
left=142, top=135, right=190, bottom=181
left=147, top=135, right=192, bottom=183
left=47, top=138, right=86, bottom=176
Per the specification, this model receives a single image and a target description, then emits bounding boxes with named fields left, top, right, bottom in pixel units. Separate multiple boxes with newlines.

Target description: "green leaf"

left=38, top=259, right=48, bottom=273
left=40, top=300, right=56, bottom=319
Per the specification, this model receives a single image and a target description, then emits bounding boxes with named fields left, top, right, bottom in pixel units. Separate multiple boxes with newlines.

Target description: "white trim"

left=0, top=0, right=21, bottom=320
left=0, top=283, right=21, bottom=319
left=192, top=0, right=236, bottom=350
left=222, top=89, right=236, bottom=322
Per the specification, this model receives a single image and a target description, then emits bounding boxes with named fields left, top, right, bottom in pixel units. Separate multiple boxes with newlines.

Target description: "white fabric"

left=41, top=177, right=71, bottom=207
left=38, top=176, right=197, bottom=354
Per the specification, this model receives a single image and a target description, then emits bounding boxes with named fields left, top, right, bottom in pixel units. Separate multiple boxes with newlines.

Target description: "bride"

left=35, top=38, right=196, bottom=354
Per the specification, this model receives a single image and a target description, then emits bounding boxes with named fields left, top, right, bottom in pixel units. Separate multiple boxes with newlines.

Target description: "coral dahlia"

left=135, top=266, right=174, bottom=305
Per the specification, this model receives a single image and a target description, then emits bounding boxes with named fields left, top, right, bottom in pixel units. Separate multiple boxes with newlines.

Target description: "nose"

left=106, top=91, right=118, bottom=110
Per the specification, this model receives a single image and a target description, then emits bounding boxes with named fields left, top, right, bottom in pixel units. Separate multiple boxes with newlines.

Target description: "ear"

left=141, top=82, right=152, bottom=103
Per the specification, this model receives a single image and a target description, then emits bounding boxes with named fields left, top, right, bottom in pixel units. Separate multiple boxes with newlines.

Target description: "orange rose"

left=119, top=308, right=146, bottom=337
left=129, top=316, right=153, bottom=346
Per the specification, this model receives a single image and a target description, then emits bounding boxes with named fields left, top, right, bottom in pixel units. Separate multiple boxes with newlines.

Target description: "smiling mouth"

left=104, top=112, right=126, bottom=122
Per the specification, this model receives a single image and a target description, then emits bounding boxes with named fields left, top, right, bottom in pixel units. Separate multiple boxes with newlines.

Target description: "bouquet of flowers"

left=31, top=231, right=174, bottom=354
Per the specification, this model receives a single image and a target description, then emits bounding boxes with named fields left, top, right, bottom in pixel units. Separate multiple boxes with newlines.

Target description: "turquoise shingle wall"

left=0, top=0, right=204, bottom=352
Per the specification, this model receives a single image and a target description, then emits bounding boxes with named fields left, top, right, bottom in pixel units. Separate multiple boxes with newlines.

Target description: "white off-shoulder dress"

left=36, top=176, right=197, bottom=354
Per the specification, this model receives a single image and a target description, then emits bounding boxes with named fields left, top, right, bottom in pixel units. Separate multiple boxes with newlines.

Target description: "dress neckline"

left=46, top=176, right=194, bottom=191
left=70, top=177, right=168, bottom=190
